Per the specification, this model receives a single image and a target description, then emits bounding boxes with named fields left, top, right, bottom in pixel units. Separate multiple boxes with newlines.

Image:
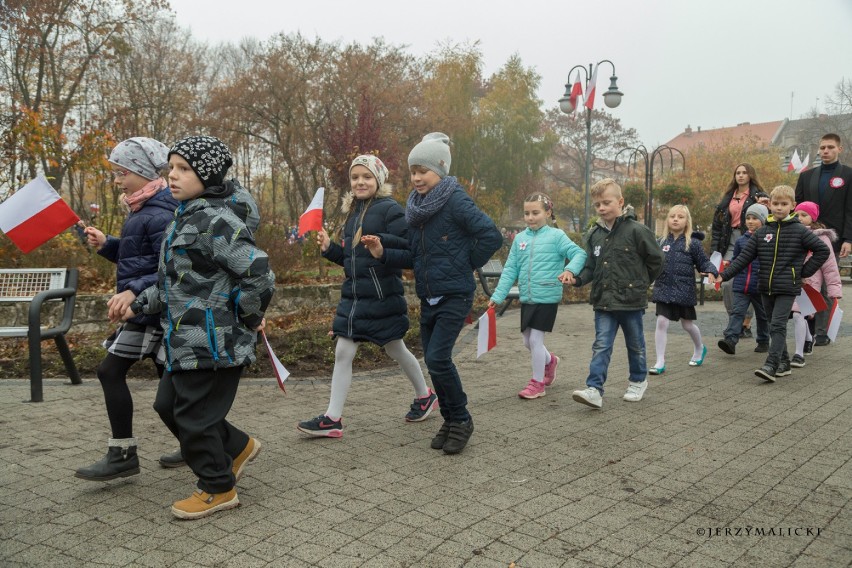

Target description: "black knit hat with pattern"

left=169, top=135, right=233, bottom=188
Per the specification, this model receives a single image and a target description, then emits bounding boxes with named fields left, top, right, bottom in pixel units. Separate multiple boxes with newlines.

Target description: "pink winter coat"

left=793, top=227, right=842, bottom=313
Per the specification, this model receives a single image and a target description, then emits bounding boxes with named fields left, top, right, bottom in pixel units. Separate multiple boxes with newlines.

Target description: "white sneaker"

left=623, top=380, right=648, bottom=402
left=572, top=387, right=603, bottom=409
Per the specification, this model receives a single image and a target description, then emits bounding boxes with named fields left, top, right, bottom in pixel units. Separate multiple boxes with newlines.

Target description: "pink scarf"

left=123, top=179, right=167, bottom=212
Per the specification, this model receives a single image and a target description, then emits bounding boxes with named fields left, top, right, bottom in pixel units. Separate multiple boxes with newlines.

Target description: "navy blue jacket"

left=99, top=187, right=178, bottom=326
left=731, top=231, right=760, bottom=295
left=652, top=231, right=718, bottom=307
left=323, top=195, right=410, bottom=346
left=384, top=181, right=502, bottom=299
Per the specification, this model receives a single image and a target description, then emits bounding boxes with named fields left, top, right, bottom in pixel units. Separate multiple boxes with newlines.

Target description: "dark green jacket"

left=575, top=206, right=664, bottom=310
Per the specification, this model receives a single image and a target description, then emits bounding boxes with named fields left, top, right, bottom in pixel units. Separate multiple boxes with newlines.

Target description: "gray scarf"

left=405, top=176, right=458, bottom=226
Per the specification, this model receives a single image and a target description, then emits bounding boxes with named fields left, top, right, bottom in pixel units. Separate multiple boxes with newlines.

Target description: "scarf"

left=123, top=178, right=167, bottom=212
left=405, top=176, right=457, bottom=226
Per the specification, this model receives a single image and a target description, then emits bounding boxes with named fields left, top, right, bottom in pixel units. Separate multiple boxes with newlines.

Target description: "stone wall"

left=0, top=282, right=420, bottom=334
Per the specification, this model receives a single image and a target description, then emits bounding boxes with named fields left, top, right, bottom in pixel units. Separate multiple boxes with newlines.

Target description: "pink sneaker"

left=543, top=352, right=559, bottom=386
left=518, top=378, right=546, bottom=399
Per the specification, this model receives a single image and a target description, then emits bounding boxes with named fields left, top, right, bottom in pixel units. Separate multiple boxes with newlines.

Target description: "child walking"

left=365, top=132, right=502, bottom=454
left=126, top=136, right=275, bottom=519
left=717, top=186, right=829, bottom=382
left=297, top=155, right=436, bottom=438
left=717, top=203, right=770, bottom=355
left=487, top=192, right=586, bottom=399
left=75, top=137, right=179, bottom=481
left=571, top=179, right=665, bottom=408
left=789, top=201, right=842, bottom=367
left=649, top=205, right=719, bottom=374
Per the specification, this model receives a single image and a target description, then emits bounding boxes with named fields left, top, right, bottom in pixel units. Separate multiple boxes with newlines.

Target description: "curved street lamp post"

left=558, top=60, right=623, bottom=229
left=615, top=144, right=686, bottom=230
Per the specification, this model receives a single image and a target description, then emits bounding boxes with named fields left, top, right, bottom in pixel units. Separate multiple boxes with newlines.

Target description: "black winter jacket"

left=324, top=193, right=410, bottom=345
left=721, top=214, right=830, bottom=296
left=652, top=231, right=718, bottom=307
left=98, top=187, right=178, bottom=326
left=384, top=180, right=502, bottom=300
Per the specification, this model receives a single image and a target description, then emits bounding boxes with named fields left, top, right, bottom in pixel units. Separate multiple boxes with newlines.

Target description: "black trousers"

left=153, top=366, right=249, bottom=494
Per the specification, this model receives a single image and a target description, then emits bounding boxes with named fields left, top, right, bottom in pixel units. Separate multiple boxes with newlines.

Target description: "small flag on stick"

left=826, top=298, right=843, bottom=343
left=477, top=306, right=497, bottom=358
left=797, top=283, right=828, bottom=317
left=298, top=187, right=325, bottom=237
left=261, top=330, right=290, bottom=392
left=0, top=176, right=80, bottom=253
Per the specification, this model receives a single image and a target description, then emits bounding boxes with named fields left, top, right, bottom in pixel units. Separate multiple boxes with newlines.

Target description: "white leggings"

left=523, top=328, right=552, bottom=382
left=326, top=337, right=429, bottom=420
left=792, top=311, right=812, bottom=357
left=653, top=315, right=704, bottom=367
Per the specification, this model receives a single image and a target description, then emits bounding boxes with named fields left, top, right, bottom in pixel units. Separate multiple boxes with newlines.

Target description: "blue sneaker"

left=297, top=415, right=343, bottom=438
left=405, top=389, right=439, bottom=422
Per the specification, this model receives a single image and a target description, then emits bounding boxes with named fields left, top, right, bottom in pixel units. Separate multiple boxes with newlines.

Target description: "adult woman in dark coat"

left=711, top=163, right=764, bottom=330
left=297, top=155, right=437, bottom=438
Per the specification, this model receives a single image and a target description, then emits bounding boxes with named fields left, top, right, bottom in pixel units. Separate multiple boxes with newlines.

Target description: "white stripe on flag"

left=0, top=176, right=60, bottom=232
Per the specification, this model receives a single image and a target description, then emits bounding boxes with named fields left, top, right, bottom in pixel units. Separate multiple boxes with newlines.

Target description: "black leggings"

left=97, top=353, right=164, bottom=439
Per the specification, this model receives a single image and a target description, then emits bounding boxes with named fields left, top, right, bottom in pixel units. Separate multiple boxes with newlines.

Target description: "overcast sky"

left=168, top=0, right=852, bottom=147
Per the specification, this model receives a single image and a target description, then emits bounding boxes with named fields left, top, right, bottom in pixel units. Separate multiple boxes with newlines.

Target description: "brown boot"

left=171, top=488, right=239, bottom=520
left=232, top=437, right=261, bottom=481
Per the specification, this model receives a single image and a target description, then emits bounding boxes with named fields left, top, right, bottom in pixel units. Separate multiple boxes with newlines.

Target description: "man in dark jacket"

left=794, top=133, right=852, bottom=345
left=719, top=186, right=829, bottom=382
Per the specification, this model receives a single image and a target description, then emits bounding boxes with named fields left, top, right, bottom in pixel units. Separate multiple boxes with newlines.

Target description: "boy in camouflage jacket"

left=127, top=136, right=274, bottom=520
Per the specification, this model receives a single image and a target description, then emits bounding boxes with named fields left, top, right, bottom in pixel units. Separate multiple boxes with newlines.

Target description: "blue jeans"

left=586, top=309, right=647, bottom=395
left=420, top=294, right=474, bottom=423
left=724, top=291, right=769, bottom=345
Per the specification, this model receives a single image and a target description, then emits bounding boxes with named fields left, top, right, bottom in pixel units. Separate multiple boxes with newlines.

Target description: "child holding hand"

left=487, top=193, right=586, bottom=399
left=649, top=205, right=719, bottom=374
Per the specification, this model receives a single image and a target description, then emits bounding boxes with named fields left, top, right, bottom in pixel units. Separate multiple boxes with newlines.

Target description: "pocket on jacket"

left=368, top=267, right=385, bottom=300
left=616, top=279, right=648, bottom=305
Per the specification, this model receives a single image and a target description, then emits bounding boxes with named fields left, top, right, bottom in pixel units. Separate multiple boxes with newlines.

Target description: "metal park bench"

left=0, top=268, right=81, bottom=402
left=476, top=259, right=520, bottom=316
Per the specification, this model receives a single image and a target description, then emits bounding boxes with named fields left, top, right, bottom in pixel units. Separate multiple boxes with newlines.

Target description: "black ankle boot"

left=75, top=440, right=140, bottom=481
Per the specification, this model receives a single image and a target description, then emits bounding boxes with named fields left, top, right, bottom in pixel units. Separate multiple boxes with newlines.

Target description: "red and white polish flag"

left=584, top=64, right=599, bottom=110
left=477, top=306, right=497, bottom=358
left=0, top=176, right=79, bottom=253
left=298, top=187, right=325, bottom=237
left=569, top=70, right=584, bottom=119
left=797, top=283, right=828, bottom=317
left=826, top=298, right=843, bottom=343
left=261, top=330, right=290, bottom=392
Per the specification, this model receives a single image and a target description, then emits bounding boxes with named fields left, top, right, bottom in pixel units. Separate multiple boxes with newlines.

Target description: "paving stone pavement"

left=2, top=294, right=851, bottom=568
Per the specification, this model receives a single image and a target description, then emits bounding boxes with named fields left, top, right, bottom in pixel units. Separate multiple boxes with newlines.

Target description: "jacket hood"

left=192, top=178, right=260, bottom=232
left=341, top=183, right=394, bottom=214
left=767, top=212, right=799, bottom=225
left=691, top=230, right=705, bottom=241
left=812, top=227, right=839, bottom=242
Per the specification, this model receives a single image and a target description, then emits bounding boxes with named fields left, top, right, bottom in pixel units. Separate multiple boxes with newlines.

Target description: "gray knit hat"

left=407, top=132, right=451, bottom=178
left=108, top=137, right=169, bottom=181
left=349, top=154, right=389, bottom=188
left=745, top=203, right=768, bottom=225
left=168, top=136, right=233, bottom=188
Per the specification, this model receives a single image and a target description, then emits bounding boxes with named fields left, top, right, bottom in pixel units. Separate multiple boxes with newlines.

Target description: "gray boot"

left=158, top=448, right=185, bottom=468
left=75, top=438, right=140, bottom=481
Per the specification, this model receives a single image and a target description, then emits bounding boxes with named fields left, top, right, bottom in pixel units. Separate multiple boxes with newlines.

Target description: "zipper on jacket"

left=420, top=227, right=431, bottom=297
left=526, top=232, right=537, bottom=302
left=205, top=308, right=220, bottom=364
left=768, top=223, right=781, bottom=295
